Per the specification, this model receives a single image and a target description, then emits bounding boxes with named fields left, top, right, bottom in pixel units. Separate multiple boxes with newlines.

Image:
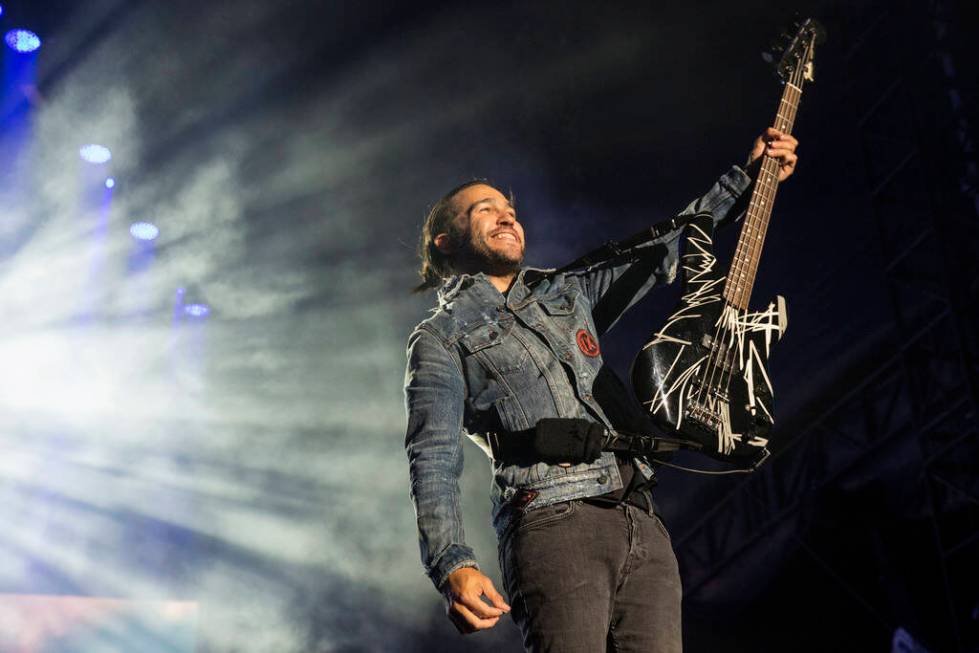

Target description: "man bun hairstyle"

left=413, top=179, right=489, bottom=293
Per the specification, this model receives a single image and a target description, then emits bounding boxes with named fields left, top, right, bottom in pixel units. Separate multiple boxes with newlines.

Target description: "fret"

left=723, top=26, right=816, bottom=308
left=724, top=82, right=796, bottom=309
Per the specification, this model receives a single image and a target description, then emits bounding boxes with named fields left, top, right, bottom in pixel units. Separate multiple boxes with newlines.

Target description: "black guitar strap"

left=555, top=213, right=699, bottom=275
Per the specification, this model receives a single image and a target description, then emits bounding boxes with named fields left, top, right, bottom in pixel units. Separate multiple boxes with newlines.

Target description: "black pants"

left=498, top=500, right=682, bottom=652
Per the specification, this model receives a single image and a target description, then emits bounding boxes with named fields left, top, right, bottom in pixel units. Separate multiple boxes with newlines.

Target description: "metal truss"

left=674, top=1, right=978, bottom=651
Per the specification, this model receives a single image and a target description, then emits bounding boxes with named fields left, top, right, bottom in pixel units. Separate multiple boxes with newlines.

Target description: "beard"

left=450, top=225, right=524, bottom=277
left=470, top=234, right=524, bottom=276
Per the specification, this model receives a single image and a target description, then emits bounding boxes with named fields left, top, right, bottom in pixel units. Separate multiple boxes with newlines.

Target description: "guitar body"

left=631, top=215, right=787, bottom=467
left=629, top=17, right=821, bottom=468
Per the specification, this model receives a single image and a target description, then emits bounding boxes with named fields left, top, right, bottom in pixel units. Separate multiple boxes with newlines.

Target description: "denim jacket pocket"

left=538, top=292, right=577, bottom=317
left=459, top=320, right=529, bottom=375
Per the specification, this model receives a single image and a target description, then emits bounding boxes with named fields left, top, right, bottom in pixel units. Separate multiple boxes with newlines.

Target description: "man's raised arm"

left=575, top=128, right=799, bottom=335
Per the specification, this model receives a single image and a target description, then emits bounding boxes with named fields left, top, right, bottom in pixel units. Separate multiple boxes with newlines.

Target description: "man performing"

left=403, top=127, right=799, bottom=652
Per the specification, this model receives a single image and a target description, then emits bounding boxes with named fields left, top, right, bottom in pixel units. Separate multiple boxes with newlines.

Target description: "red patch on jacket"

left=576, top=329, right=600, bottom=357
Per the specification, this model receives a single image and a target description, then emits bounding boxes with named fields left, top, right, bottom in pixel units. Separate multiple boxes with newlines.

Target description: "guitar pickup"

left=698, top=340, right=735, bottom=373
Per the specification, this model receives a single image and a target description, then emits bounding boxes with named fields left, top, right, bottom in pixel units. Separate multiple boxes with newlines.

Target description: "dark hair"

left=412, top=179, right=490, bottom=293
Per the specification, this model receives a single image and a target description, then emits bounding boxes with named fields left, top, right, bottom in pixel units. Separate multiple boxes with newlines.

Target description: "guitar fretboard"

left=723, top=74, right=805, bottom=310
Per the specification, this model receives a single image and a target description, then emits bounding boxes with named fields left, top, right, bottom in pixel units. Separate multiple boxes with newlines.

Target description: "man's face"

left=445, top=184, right=525, bottom=275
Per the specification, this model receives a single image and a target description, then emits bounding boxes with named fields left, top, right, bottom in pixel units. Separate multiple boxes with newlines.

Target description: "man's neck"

left=488, top=272, right=517, bottom=295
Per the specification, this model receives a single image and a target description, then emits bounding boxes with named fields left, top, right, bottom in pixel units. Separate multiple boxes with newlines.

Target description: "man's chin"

left=484, top=255, right=523, bottom=277
left=463, top=243, right=524, bottom=276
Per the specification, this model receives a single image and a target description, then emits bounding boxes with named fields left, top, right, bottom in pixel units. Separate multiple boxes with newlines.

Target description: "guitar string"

left=735, top=81, right=800, bottom=307
left=691, top=188, right=768, bottom=417
left=737, top=40, right=809, bottom=309
left=726, top=42, right=807, bottom=312
left=716, top=48, right=807, bottom=404
left=692, top=88, right=793, bottom=416
left=692, top=48, right=807, bottom=447
left=690, top=257, right=735, bottom=413
left=692, top=72, right=801, bottom=410
left=728, top=69, right=802, bottom=311
left=716, top=65, right=802, bottom=398
left=713, top=157, right=784, bottom=405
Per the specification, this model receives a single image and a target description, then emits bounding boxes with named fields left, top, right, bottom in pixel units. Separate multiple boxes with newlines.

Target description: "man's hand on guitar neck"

left=747, top=127, right=799, bottom=182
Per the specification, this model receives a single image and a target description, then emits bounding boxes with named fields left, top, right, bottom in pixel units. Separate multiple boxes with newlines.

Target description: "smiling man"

left=404, top=128, right=798, bottom=652
left=417, top=182, right=526, bottom=294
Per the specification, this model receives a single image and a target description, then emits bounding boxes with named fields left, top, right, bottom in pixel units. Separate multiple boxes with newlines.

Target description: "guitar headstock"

left=762, top=17, right=826, bottom=84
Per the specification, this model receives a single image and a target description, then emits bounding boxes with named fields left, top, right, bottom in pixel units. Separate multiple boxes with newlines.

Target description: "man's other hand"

left=747, top=127, right=799, bottom=181
left=442, top=566, right=511, bottom=634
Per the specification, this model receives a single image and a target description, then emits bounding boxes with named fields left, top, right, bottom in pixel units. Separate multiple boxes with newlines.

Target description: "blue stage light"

left=79, top=144, right=112, bottom=164
left=105, top=177, right=116, bottom=189
left=129, top=222, right=159, bottom=241
left=5, top=29, right=41, bottom=53
left=183, top=304, right=210, bottom=317
left=0, top=7, right=4, bottom=18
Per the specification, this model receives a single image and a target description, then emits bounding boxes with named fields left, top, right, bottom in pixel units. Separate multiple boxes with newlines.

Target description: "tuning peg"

left=768, top=36, right=787, bottom=53
left=804, top=61, right=816, bottom=82
left=809, top=19, right=828, bottom=44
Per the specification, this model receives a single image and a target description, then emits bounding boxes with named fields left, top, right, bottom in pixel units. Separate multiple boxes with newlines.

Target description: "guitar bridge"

left=685, top=384, right=729, bottom=433
left=686, top=404, right=721, bottom=431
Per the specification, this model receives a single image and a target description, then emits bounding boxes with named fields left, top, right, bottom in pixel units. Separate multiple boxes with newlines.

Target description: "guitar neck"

left=722, top=79, right=804, bottom=310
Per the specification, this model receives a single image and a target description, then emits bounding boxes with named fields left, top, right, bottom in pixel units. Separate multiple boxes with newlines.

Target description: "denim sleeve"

left=403, top=327, right=480, bottom=590
left=577, top=165, right=753, bottom=335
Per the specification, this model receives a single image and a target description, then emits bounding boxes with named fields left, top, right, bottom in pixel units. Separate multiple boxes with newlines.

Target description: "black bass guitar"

left=631, top=19, right=824, bottom=468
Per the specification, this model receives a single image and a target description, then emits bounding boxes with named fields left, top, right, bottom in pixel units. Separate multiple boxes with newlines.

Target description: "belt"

left=583, top=486, right=654, bottom=513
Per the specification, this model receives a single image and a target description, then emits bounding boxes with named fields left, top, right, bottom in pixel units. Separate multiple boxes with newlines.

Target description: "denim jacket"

left=403, top=165, right=752, bottom=589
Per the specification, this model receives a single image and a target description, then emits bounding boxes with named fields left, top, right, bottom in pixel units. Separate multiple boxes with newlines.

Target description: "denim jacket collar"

left=437, top=270, right=536, bottom=311
left=436, top=274, right=477, bottom=307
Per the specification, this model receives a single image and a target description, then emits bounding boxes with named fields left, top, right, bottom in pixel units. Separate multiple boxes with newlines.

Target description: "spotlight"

left=79, top=144, right=112, bottom=164
left=5, top=29, right=41, bottom=53
left=129, top=222, right=159, bottom=241
left=183, top=304, right=210, bottom=318
left=105, top=177, right=116, bottom=189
